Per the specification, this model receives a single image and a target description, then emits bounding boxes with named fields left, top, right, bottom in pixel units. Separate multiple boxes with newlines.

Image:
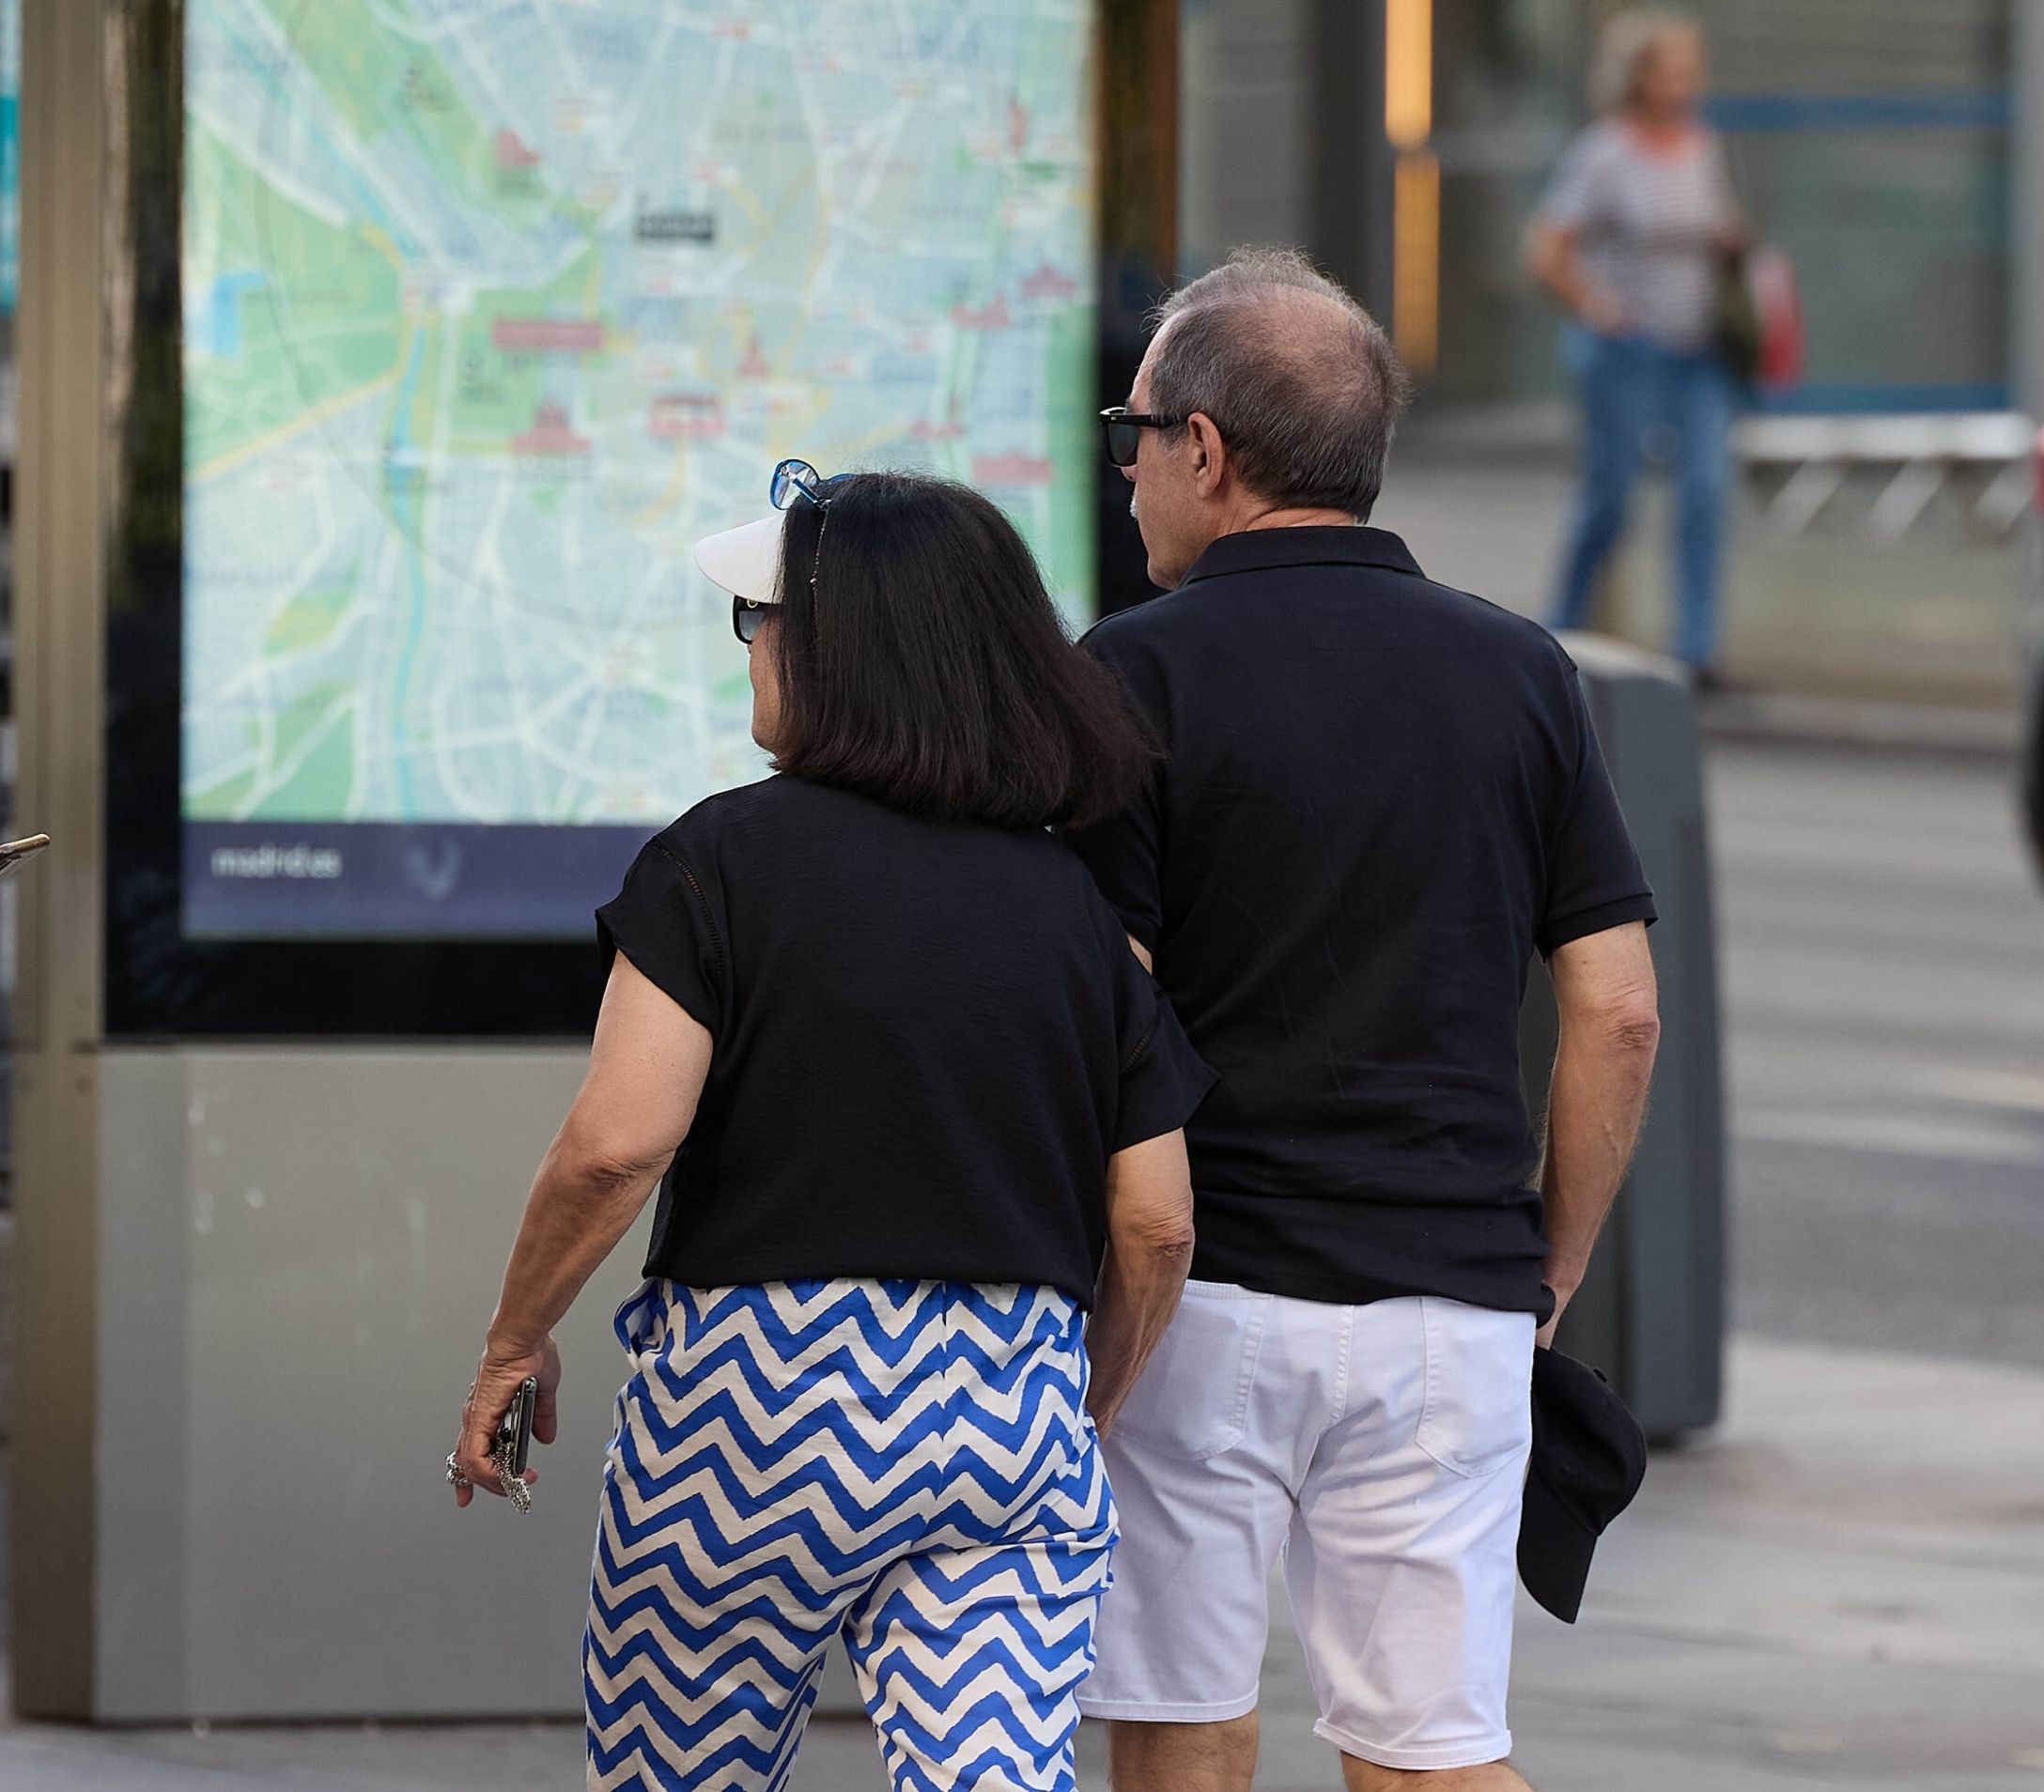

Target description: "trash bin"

left=1520, top=635, right=1726, bottom=1441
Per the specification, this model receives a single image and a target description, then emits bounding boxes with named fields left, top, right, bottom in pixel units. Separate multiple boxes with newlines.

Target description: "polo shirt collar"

left=1177, top=525, right=1424, bottom=587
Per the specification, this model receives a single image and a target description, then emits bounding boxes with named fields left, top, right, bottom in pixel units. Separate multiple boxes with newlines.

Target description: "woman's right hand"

left=1578, top=286, right=1628, bottom=335
left=450, top=1332, right=562, bottom=1509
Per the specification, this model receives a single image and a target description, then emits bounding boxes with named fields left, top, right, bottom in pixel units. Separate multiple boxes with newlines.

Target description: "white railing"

left=1738, top=411, right=2036, bottom=537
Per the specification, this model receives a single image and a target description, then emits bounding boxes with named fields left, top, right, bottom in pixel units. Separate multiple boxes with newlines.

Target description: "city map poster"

left=184, top=0, right=1097, bottom=936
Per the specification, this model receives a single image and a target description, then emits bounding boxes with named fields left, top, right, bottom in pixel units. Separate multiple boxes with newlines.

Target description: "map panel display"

left=184, top=0, right=1096, bottom=936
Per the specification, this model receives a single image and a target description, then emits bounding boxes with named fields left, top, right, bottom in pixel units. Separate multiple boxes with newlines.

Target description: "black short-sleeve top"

left=1062, top=527, right=1657, bottom=1318
left=596, top=775, right=1215, bottom=1307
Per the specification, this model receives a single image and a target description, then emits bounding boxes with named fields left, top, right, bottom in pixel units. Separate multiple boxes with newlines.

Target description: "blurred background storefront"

left=1172, top=0, right=2031, bottom=708
left=1180, top=0, right=2012, bottom=413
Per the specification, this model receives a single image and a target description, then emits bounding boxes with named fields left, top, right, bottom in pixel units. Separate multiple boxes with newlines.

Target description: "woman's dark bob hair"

left=764, top=471, right=1153, bottom=831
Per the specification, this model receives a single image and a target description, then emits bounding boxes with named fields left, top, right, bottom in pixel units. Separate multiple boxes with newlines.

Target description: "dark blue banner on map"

left=183, top=821, right=652, bottom=940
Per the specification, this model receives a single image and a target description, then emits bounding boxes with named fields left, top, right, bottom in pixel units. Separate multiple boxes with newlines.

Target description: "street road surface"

left=1712, top=739, right=2044, bottom=1364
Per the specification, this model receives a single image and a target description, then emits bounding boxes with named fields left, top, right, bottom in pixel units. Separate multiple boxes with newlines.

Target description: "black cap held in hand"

left=1517, top=1346, right=1649, bottom=1623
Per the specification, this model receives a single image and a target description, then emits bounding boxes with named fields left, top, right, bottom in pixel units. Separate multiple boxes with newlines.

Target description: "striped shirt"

left=1538, top=121, right=1736, bottom=350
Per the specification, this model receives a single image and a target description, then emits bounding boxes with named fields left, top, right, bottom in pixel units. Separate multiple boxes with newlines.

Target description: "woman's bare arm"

left=1086, top=1130, right=1197, bottom=1436
left=486, top=952, right=712, bottom=1352
left=452, top=952, right=711, bottom=1502
left=1525, top=220, right=1624, bottom=332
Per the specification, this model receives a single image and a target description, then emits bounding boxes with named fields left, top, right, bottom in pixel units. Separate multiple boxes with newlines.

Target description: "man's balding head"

left=1144, top=249, right=1410, bottom=520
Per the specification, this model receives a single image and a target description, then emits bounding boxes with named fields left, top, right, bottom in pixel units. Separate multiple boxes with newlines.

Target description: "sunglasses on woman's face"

left=732, top=596, right=772, bottom=645
left=1099, top=407, right=1183, bottom=470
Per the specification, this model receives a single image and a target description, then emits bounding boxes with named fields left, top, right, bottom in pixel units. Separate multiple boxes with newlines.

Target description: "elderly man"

left=1068, top=249, right=1662, bottom=1792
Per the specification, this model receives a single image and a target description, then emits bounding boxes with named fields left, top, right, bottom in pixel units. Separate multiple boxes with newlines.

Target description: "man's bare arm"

left=1538, top=921, right=1661, bottom=1345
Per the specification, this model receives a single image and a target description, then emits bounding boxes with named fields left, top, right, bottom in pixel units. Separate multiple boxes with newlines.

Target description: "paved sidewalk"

left=1504, top=1337, right=2044, bottom=1790
left=7, top=1335, right=2042, bottom=1788
left=1697, top=688, right=2023, bottom=757
left=1377, top=455, right=2029, bottom=715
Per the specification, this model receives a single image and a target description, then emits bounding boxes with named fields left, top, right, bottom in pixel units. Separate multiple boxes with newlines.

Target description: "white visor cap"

left=694, top=512, right=789, bottom=607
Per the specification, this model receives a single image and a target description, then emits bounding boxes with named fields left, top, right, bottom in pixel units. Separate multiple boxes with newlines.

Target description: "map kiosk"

left=13, top=0, right=1136, bottom=1721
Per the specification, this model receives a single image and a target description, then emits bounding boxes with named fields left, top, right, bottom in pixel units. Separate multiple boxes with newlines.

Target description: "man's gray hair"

left=1146, top=248, right=1411, bottom=521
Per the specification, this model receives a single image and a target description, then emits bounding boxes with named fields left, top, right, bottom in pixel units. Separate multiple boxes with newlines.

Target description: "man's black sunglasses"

left=1099, top=407, right=1183, bottom=469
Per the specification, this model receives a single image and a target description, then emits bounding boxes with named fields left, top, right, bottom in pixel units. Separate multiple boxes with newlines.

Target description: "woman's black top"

left=596, top=776, right=1215, bottom=1308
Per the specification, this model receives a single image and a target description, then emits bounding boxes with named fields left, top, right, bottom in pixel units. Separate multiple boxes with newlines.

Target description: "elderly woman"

left=1527, top=8, right=1743, bottom=684
left=447, top=462, right=1212, bottom=1792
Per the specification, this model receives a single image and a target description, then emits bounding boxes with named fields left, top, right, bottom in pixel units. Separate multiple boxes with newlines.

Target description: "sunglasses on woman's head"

left=770, top=456, right=831, bottom=512
left=730, top=458, right=839, bottom=644
left=1099, top=407, right=1183, bottom=469
left=771, top=456, right=839, bottom=610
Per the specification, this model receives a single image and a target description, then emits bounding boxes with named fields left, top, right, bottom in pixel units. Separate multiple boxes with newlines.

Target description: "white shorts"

left=1078, top=1281, right=1535, bottom=1772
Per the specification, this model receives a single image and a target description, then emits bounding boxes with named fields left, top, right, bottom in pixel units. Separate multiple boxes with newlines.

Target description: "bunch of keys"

left=493, top=1376, right=538, bottom=1514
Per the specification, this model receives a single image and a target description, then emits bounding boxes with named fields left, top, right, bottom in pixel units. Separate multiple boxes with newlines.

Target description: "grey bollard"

left=1519, top=636, right=1726, bottom=1441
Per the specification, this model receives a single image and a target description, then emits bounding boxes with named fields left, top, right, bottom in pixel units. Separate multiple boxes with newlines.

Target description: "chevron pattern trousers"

left=584, top=1277, right=1117, bottom=1791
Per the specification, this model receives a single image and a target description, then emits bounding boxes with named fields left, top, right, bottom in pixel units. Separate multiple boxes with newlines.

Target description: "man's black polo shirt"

left=1065, top=526, right=1657, bottom=1316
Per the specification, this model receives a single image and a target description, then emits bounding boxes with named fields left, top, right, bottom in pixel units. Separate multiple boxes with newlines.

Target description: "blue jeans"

left=1551, top=330, right=1735, bottom=670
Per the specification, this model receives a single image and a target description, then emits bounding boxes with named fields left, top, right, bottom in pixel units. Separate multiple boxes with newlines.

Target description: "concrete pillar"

left=1176, top=0, right=1393, bottom=322
left=1177, top=0, right=1317, bottom=275
left=12, top=0, right=113, bottom=1718
left=1308, top=0, right=1394, bottom=325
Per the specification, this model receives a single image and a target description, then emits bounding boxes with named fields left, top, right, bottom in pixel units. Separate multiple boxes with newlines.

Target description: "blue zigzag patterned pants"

left=586, top=1278, right=1118, bottom=1792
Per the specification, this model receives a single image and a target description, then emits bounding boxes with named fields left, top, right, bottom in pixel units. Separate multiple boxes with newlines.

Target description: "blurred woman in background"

left=448, top=464, right=1212, bottom=1791
left=1527, top=8, right=1743, bottom=685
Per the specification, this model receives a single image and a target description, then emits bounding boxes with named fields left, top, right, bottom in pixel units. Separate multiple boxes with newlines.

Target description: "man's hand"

left=1535, top=1274, right=1578, bottom=1350
left=451, top=1333, right=562, bottom=1508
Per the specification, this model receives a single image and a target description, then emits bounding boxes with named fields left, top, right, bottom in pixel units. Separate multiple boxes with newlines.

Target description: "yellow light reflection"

left=1394, top=150, right=1440, bottom=374
left=1385, top=0, right=1432, bottom=150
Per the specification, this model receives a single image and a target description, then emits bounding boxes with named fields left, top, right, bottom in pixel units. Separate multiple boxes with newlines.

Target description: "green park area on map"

left=185, top=0, right=1097, bottom=827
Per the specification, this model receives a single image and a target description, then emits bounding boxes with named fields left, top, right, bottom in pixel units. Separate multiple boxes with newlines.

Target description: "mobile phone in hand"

left=496, top=1376, right=539, bottom=1478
